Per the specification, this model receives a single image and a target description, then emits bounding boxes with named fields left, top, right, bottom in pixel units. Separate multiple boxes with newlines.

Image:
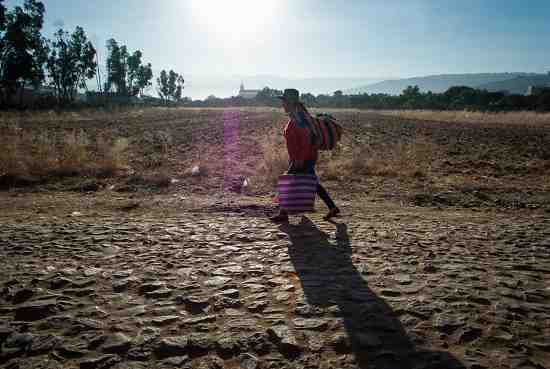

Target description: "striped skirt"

left=278, top=174, right=317, bottom=214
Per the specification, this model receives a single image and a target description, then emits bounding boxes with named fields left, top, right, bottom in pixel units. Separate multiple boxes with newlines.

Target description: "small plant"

left=255, top=128, right=289, bottom=186
left=0, top=125, right=129, bottom=187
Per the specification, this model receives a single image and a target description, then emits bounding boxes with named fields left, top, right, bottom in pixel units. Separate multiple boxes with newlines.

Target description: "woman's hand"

left=285, top=160, right=305, bottom=174
left=293, top=160, right=305, bottom=170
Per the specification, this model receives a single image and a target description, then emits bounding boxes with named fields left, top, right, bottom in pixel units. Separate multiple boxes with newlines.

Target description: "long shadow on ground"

left=280, top=217, right=465, bottom=369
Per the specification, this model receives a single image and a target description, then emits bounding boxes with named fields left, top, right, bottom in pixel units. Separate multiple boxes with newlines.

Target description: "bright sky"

left=6, top=0, right=550, bottom=78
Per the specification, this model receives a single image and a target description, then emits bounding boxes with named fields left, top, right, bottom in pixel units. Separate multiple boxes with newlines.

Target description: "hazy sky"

left=6, top=0, right=550, bottom=78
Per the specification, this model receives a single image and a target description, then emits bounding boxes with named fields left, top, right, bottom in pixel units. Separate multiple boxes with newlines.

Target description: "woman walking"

left=270, top=88, right=340, bottom=222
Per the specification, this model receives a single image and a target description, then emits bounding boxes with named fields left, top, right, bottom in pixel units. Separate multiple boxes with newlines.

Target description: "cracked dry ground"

left=1, top=200, right=550, bottom=369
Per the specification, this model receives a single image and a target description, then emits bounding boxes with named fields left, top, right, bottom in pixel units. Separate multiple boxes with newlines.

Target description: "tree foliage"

left=190, top=84, right=550, bottom=112
left=0, top=0, right=47, bottom=105
left=105, top=38, right=152, bottom=96
left=0, top=1, right=6, bottom=31
left=156, top=69, right=184, bottom=103
left=46, top=26, right=96, bottom=104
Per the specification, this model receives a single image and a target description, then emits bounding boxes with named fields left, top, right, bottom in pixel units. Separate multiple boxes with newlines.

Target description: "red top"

left=283, top=108, right=319, bottom=162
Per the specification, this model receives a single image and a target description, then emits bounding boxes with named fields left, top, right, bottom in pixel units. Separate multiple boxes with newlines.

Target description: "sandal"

left=323, top=207, right=341, bottom=221
left=269, top=213, right=289, bottom=223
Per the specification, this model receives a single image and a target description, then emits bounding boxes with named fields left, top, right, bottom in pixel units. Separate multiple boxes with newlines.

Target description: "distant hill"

left=346, top=73, right=545, bottom=95
left=477, top=74, right=550, bottom=94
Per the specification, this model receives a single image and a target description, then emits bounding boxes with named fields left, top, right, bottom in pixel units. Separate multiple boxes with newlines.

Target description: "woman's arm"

left=284, top=123, right=301, bottom=161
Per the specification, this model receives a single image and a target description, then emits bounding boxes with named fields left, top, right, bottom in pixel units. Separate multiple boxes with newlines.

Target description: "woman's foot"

left=323, top=207, right=340, bottom=221
left=269, top=213, right=289, bottom=223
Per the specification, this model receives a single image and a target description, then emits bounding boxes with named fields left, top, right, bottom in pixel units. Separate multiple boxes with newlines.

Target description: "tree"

left=255, top=86, right=282, bottom=106
left=46, top=26, right=96, bottom=104
left=127, top=50, right=153, bottom=96
left=156, top=69, right=184, bottom=103
left=0, top=1, right=6, bottom=31
left=136, top=62, right=152, bottom=97
left=401, top=85, right=422, bottom=108
left=301, top=92, right=316, bottom=106
left=104, top=39, right=152, bottom=97
left=104, top=38, right=127, bottom=94
left=156, top=70, right=169, bottom=103
left=0, top=0, right=48, bottom=106
left=173, top=72, right=184, bottom=101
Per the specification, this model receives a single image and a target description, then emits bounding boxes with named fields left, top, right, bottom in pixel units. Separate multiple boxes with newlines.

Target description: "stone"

left=274, top=293, right=290, bottom=302
left=72, top=278, right=97, bottom=288
left=380, top=289, right=402, bottom=297
left=178, top=296, right=210, bottom=314
left=331, top=332, right=353, bottom=354
left=242, top=332, right=273, bottom=355
left=247, top=300, right=268, bottom=313
left=393, top=274, right=412, bottom=285
left=74, top=318, right=104, bottom=331
left=182, top=315, right=216, bottom=325
left=124, top=305, right=147, bottom=316
left=307, top=335, right=324, bottom=352
left=433, top=314, right=465, bottom=334
left=0, top=326, right=12, bottom=344
left=267, top=326, right=301, bottom=357
left=146, top=288, right=173, bottom=299
left=216, top=335, right=243, bottom=358
left=196, top=355, right=224, bottom=369
left=456, top=327, right=483, bottom=344
left=127, top=346, right=152, bottom=361
left=139, top=282, right=165, bottom=294
left=161, top=355, right=189, bottom=367
left=152, top=315, right=180, bottom=326
left=2, top=332, right=34, bottom=358
left=112, top=279, right=130, bottom=293
left=156, top=336, right=188, bottom=358
left=293, top=318, right=328, bottom=331
left=12, top=288, right=34, bottom=304
left=239, top=353, right=260, bottom=369
left=102, top=333, right=132, bottom=354
left=14, top=300, right=59, bottom=321
left=57, top=341, right=89, bottom=358
left=80, top=354, right=121, bottom=369
left=205, top=277, right=232, bottom=287
left=83, top=268, right=102, bottom=277
left=29, top=334, right=61, bottom=354
left=187, top=333, right=215, bottom=356
left=215, top=289, right=240, bottom=299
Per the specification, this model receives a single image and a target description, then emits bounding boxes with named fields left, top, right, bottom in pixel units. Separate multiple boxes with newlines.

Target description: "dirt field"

left=1, top=108, right=549, bottom=369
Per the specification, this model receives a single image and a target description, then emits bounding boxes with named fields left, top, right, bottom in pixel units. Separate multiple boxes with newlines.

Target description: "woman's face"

left=282, top=100, right=293, bottom=114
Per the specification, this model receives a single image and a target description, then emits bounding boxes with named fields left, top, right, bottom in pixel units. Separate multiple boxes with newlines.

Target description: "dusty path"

left=0, top=194, right=549, bottom=369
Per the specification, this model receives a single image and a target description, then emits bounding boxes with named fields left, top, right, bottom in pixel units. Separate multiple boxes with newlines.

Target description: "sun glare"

left=190, top=0, right=280, bottom=37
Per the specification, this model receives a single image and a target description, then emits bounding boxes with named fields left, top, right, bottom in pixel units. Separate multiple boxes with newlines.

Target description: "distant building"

left=238, top=83, right=260, bottom=99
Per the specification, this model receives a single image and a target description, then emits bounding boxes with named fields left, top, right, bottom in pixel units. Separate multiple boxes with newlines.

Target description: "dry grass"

left=254, top=127, right=289, bottom=187
left=2, top=107, right=549, bottom=210
left=320, top=135, right=439, bottom=180
left=252, top=124, right=440, bottom=186
left=0, top=125, right=128, bottom=186
left=377, top=110, right=550, bottom=126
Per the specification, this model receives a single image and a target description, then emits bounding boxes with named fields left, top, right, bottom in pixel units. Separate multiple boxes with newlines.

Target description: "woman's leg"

left=317, top=183, right=336, bottom=210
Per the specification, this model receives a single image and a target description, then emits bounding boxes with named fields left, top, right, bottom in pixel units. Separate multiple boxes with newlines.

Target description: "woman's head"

left=278, top=88, right=302, bottom=113
left=282, top=99, right=297, bottom=113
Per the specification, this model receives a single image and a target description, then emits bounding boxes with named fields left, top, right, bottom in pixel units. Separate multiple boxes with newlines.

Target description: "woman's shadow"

left=279, top=217, right=465, bottom=369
